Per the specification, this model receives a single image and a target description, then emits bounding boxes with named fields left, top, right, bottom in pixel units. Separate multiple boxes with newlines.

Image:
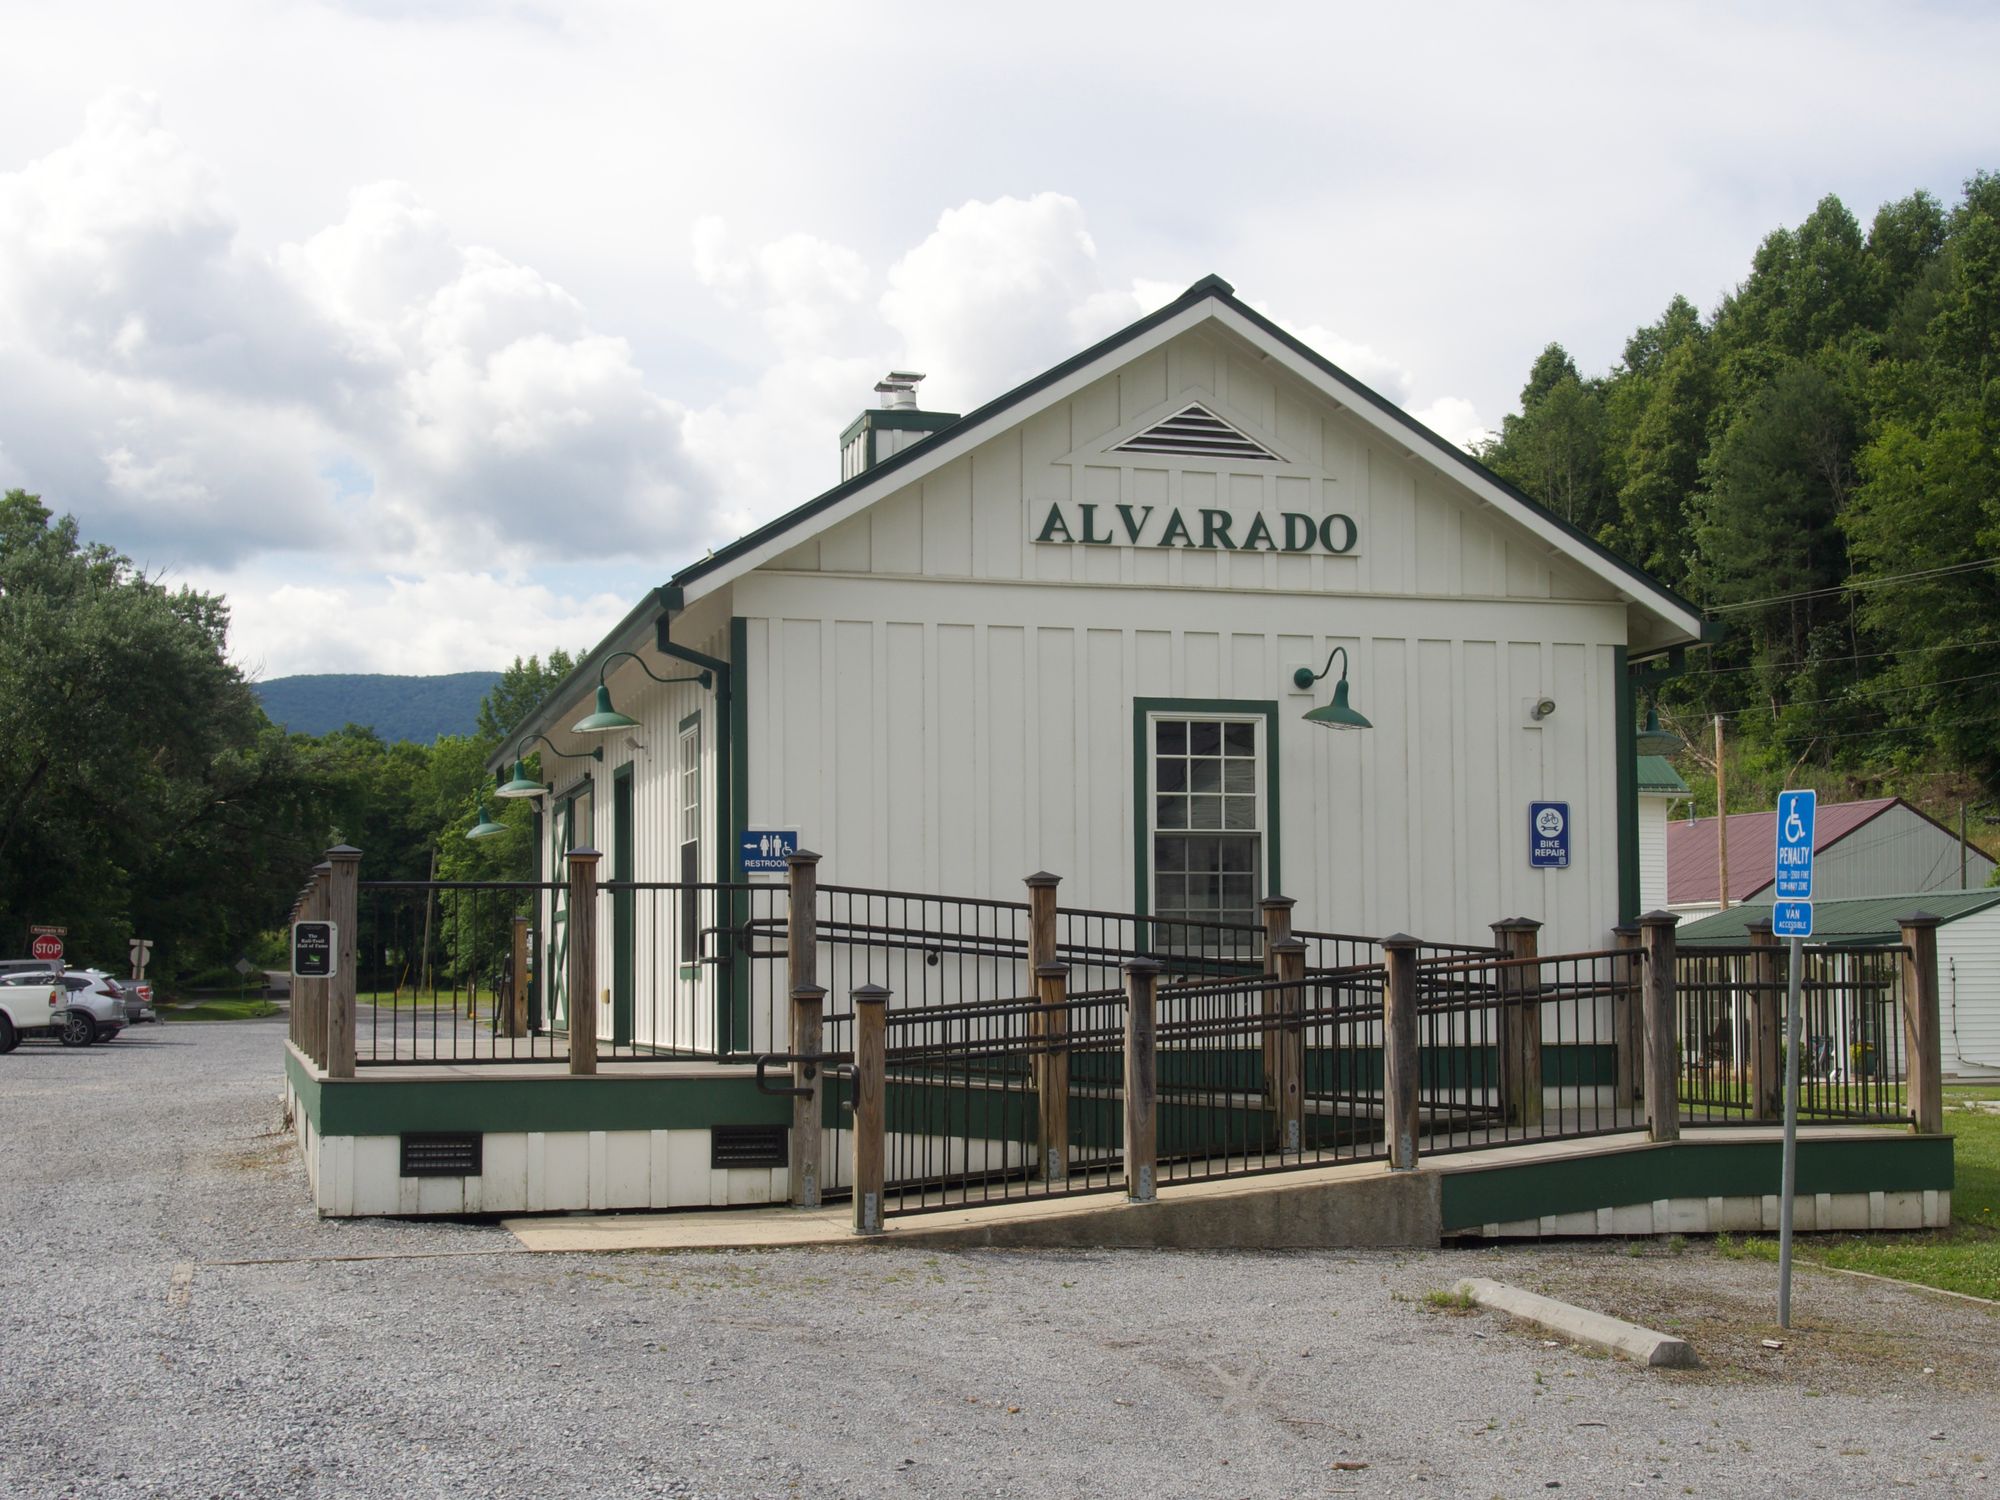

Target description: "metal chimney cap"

left=874, top=371, right=927, bottom=409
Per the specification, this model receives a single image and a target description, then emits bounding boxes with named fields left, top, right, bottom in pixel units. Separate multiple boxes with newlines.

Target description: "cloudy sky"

left=2, top=1, right=1996, bottom=679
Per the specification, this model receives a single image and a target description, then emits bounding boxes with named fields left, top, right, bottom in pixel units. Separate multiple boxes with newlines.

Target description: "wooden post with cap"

left=566, top=847, right=601, bottom=1075
left=851, top=984, right=889, bottom=1234
left=1491, top=917, right=1543, bottom=1127
left=1025, top=872, right=1061, bottom=1108
left=1897, top=912, right=1943, bottom=1135
left=324, top=846, right=360, bottom=1079
left=1638, top=910, right=1680, bottom=1142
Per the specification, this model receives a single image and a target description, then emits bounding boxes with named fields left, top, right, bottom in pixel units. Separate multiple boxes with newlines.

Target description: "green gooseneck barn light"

left=466, top=795, right=507, bottom=840
left=1294, top=645, right=1372, bottom=730
left=1634, top=703, right=1685, bottom=756
left=495, top=734, right=603, bottom=799
left=571, top=651, right=713, bottom=734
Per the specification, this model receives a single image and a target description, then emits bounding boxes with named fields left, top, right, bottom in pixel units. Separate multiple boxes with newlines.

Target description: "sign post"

left=1772, top=788, right=1816, bottom=1328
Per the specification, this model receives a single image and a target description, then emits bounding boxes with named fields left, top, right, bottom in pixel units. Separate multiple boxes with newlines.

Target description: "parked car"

left=116, top=979, right=158, bottom=1024
left=0, top=972, right=63, bottom=1051
left=62, top=970, right=127, bottom=1042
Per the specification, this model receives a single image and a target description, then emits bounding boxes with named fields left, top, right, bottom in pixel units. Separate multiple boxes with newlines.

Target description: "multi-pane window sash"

left=1151, top=717, right=1262, bottom=939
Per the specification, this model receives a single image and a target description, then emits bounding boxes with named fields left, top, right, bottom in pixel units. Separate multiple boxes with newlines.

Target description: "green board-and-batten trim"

left=1130, top=698, right=1283, bottom=923
left=725, top=616, right=751, bottom=1054
left=1614, top=646, right=1639, bottom=927
left=286, top=1047, right=787, bottom=1137
left=1437, top=1133, right=1954, bottom=1232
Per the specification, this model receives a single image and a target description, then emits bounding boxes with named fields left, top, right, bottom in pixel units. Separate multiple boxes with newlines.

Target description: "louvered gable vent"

left=1113, top=403, right=1279, bottom=461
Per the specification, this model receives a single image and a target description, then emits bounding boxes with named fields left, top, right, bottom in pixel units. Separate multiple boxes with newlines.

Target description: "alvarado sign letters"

left=1033, top=502, right=1359, bottom=555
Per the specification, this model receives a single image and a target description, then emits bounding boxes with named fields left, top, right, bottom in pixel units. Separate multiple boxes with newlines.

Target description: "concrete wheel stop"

left=1452, top=1277, right=1698, bottom=1369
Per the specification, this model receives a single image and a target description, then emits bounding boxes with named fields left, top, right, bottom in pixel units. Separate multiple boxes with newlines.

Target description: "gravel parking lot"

left=2, top=1019, right=1995, bottom=1500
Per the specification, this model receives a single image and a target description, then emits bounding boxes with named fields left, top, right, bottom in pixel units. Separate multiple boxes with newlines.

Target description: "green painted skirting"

left=286, top=1046, right=789, bottom=1137
left=1438, top=1134, right=1956, bottom=1232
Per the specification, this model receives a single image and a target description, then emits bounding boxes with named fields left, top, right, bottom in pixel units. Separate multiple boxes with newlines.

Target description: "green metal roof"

left=1675, top=888, right=2000, bottom=947
left=1635, top=755, right=1690, bottom=796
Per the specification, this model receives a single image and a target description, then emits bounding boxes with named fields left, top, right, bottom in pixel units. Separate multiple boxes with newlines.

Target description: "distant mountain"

left=254, top=671, right=502, bottom=743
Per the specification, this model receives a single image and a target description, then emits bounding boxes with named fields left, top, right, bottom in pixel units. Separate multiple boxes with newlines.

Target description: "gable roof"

left=1667, top=796, right=1923, bottom=905
left=666, top=274, right=1708, bottom=653
left=1675, top=888, right=2000, bottom=947
left=1636, top=755, right=1691, bottom=797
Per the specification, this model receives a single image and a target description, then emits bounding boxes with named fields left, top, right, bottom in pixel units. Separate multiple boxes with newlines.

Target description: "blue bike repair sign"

left=1773, top=788, right=1816, bottom=900
left=1528, top=801, right=1570, bottom=869
left=740, top=828, right=801, bottom=876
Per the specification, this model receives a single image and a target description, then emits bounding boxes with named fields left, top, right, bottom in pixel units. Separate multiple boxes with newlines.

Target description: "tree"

left=0, top=491, right=335, bottom=976
left=477, top=651, right=578, bottom=743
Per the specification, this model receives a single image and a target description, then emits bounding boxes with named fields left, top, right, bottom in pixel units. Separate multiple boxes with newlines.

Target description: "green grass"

left=355, top=987, right=494, bottom=1013
left=1712, top=1085, right=1999, bottom=1302
left=164, top=998, right=280, bottom=1022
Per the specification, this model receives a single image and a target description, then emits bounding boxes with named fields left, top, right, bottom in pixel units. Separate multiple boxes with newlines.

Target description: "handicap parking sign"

left=1773, top=789, right=1816, bottom=901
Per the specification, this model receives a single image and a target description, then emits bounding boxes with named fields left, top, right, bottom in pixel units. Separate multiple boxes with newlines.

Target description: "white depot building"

left=495, top=276, right=1708, bottom=1052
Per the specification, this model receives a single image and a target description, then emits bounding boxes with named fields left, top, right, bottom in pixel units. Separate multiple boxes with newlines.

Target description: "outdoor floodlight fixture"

left=571, top=651, right=713, bottom=734
left=495, top=734, right=603, bottom=799
left=1635, top=704, right=1685, bottom=756
left=1293, top=645, right=1372, bottom=730
left=1529, top=696, right=1558, bottom=722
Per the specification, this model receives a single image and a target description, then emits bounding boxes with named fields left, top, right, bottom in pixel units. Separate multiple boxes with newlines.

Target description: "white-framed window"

left=1147, top=713, right=1265, bottom=934
left=678, top=719, right=701, bottom=958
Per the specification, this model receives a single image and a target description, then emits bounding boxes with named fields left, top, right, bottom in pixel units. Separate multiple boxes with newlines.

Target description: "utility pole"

left=1715, top=715, right=1730, bottom=912
left=1962, top=804, right=1970, bottom=891
left=419, top=846, right=438, bottom=998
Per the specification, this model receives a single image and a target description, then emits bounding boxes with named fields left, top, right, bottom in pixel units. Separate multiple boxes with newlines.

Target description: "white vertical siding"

left=734, top=573, right=1627, bottom=954
left=1638, top=796, right=1671, bottom=914
left=1939, top=911, right=2000, bottom=1074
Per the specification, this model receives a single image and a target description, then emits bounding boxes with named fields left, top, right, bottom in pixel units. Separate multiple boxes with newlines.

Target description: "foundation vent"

left=400, top=1132, right=483, bottom=1178
left=711, top=1124, right=788, bottom=1169
left=1114, top=403, right=1279, bottom=461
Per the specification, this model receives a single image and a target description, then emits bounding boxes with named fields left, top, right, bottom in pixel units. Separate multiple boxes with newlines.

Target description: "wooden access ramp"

left=500, top=1126, right=1952, bottom=1254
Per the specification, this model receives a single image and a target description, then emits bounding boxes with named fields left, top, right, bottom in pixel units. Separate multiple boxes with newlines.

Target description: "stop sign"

left=30, top=932, right=62, bottom=963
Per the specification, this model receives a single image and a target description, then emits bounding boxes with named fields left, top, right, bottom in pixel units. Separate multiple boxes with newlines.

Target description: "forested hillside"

left=1474, top=174, right=1999, bottom=852
left=255, top=671, right=501, bottom=743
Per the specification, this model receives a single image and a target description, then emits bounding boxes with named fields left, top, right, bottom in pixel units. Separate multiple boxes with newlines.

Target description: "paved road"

left=2, top=1020, right=1994, bottom=1499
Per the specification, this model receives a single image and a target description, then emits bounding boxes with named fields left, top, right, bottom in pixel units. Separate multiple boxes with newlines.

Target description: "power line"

left=1704, top=556, right=2000, bottom=615
left=1676, top=666, right=2000, bottom=722
left=1681, top=633, right=2000, bottom=679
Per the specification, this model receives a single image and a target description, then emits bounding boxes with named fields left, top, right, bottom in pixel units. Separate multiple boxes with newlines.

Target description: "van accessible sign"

left=1034, top=502, right=1359, bottom=555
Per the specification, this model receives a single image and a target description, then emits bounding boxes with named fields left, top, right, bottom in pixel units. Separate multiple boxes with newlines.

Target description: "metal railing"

left=1677, top=943, right=1909, bottom=1125
left=1408, top=947, right=1644, bottom=1154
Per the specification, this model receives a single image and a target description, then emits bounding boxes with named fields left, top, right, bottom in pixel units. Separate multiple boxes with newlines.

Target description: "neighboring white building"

left=496, top=276, right=1707, bottom=1055
left=1667, top=796, right=1995, bottom=921
left=1677, top=889, right=2000, bottom=1080
left=1636, top=754, right=1691, bottom=914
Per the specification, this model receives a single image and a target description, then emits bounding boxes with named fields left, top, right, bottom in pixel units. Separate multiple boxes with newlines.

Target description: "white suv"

left=0, top=973, right=63, bottom=1051
left=0, top=970, right=122, bottom=1045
